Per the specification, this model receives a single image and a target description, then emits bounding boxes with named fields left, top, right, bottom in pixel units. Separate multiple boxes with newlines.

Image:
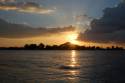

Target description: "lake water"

left=0, top=50, right=125, bottom=83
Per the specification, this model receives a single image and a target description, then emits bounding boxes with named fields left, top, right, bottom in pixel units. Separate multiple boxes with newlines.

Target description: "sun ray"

left=67, top=33, right=79, bottom=44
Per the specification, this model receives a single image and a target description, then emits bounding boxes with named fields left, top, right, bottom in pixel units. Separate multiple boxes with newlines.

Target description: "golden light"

left=67, top=33, right=79, bottom=44
left=62, top=50, right=80, bottom=81
left=70, top=50, right=77, bottom=67
left=68, top=50, right=80, bottom=80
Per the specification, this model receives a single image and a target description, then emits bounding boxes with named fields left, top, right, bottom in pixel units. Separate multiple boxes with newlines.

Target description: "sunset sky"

left=0, top=0, right=125, bottom=47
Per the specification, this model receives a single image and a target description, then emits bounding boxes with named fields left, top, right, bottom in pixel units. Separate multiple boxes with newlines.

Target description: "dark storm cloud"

left=78, top=2, right=125, bottom=43
left=0, top=1, right=55, bottom=14
left=0, top=18, right=76, bottom=38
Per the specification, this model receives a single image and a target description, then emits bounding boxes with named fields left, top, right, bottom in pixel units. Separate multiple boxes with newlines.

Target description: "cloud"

left=78, top=2, right=125, bottom=44
left=75, top=14, right=92, bottom=21
left=0, top=18, right=76, bottom=38
left=0, top=1, right=55, bottom=14
left=0, top=0, right=15, bottom=2
left=74, top=14, right=92, bottom=32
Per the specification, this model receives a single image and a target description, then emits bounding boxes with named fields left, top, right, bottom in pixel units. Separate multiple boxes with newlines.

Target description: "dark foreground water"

left=0, top=50, right=125, bottom=83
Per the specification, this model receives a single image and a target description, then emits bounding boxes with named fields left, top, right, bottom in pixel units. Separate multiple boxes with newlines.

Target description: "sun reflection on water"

left=67, top=50, right=80, bottom=81
left=70, top=50, right=77, bottom=67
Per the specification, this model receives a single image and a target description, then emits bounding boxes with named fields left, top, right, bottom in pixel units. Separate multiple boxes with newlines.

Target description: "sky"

left=0, top=0, right=124, bottom=47
left=0, top=0, right=120, bottom=27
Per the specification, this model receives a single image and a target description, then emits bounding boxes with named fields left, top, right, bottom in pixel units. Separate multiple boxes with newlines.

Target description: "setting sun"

left=67, top=33, right=79, bottom=44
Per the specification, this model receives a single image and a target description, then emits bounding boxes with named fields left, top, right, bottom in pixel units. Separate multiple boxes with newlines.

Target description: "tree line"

left=0, top=42, right=124, bottom=50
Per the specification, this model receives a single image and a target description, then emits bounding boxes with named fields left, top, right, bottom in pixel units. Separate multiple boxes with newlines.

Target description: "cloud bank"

left=0, top=1, right=55, bottom=14
left=0, top=0, right=15, bottom=2
left=78, top=2, right=125, bottom=44
left=0, top=18, right=76, bottom=38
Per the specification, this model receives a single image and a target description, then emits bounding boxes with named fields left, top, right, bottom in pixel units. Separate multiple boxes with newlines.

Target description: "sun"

left=67, top=33, right=79, bottom=44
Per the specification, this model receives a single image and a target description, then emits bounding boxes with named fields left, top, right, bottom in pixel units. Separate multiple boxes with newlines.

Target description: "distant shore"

left=0, top=42, right=124, bottom=50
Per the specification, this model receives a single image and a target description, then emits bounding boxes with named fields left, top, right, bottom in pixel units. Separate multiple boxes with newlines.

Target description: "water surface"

left=0, top=50, right=125, bottom=83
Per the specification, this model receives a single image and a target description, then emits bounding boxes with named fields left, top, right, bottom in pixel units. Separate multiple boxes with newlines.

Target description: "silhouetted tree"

left=59, top=42, right=77, bottom=50
left=24, top=44, right=38, bottom=50
left=0, top=42, right=124, bottom=50
left=38, top=43, right=45, bottom=49
left=46, top=45, right=52, bottom=50
left=24, top=44, right=29, bottom=49
left=52, top=45, right=59, bottom=49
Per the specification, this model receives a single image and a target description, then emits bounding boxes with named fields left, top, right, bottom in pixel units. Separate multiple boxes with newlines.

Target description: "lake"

left=0, top=50, right=125, bottom=83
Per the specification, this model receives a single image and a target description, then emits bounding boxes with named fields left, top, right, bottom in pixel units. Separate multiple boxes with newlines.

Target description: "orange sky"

left=0, top=31, right=78, bottom=47
left=0, top=31, right=123, bottom=48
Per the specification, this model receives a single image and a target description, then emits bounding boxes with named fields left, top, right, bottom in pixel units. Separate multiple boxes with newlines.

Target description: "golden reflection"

left=68, top=70, right=79, bottom=80
left=69, top=70, right=78, bottom=76
left=70, top=50, right=77, bottom=67
left=67, top=50, right=80, bottom=81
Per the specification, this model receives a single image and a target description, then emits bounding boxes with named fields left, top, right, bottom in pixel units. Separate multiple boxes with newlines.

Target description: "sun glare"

left=67, top=33, right=79, bottom=44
